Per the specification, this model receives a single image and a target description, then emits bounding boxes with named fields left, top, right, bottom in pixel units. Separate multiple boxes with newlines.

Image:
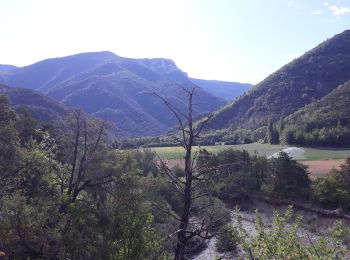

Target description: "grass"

left=150, top=143, right=350, bottom=161
left=301, top=147, right=350, bottom=161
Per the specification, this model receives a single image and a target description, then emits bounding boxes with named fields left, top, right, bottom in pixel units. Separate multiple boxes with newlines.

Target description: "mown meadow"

left=150, top=142, right=350, bottom=160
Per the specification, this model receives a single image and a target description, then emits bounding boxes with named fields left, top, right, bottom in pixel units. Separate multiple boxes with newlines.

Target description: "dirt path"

left=301, top=159, right=344, bottom=177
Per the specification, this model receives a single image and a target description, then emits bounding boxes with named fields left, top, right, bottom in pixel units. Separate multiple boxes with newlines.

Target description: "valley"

left=150, top=143, right=350, bottom=176
left=150, top=142, right=350, bottom=160
left=0, top=7, right=350, bottom=257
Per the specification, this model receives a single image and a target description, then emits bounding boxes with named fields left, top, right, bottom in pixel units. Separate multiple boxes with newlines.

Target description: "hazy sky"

left=1, top=0, right=349, bottom=84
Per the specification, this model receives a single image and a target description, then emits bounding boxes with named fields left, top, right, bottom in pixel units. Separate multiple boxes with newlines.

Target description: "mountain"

left=207, top=29, right=350, bottom=132
left=0, top=84, right=67, bottom=123
left=286, top=80, right=350, bottom=129
left=0, top=52, right=225, bottom=136
left=282, top=80, right=350, bottom=146
left=190, top=78, right=252, bottom=101
left=0, top=65, right=17, bottom=73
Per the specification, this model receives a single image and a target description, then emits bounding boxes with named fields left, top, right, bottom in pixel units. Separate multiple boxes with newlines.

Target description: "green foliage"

left=216, top=224, right=239, bottom=252
left=196, top=148, right=312, bottom=206
left=1, top=85, right=350, bottom=259
left=267, top=119, right=280, bottom=144
left=132, top=148, right=159, bottom=176
left=283, top=80, right=350, bottom=146
left=0, top=108, right=161, bottom=259
left=0, top=95, right=19, bottom=178
left=214, top=149, right=262, bottom=199
left=235, top=206, right=350, bottom=259
left=192, top=195, right=230, bottom=230
left=313, top=158, right=350, bottom=211
left=269, top=151, right=311, bottom=199
left=16, top=106, right=38, bottom=146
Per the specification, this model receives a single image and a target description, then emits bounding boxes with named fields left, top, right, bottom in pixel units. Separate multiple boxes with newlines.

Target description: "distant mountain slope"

left=282, top=80, right=350, bottom=146
left=0, top=65, right=17, bottom=73
left=0, top=84, right=67, bottom=122
left=208, top=29, right=350, bottom=131
left=190, top=78, right=252, bottom=101
left=0, top=52, right=225, bottom=136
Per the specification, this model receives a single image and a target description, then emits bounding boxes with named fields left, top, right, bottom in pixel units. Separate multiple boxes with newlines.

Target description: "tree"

left=0, top=129, right=67, bottom=259
left=16, top=106, right=38, bottom=146
left=313, top=158, right=350, bottom=210
left=267, top=119, right=279, bottom=144
left=0, top=108, right=160, bottom=259
left=154, top=87, right=226, bottom=259
left=216, top=224, right=239, bottom=252
left=0, top=95, right=19, bottom=179
left=58, top=109, right=114, bottom=204
left=133, top=148, right=159, bottom=177
left=269, top=151, right=311, bottom=199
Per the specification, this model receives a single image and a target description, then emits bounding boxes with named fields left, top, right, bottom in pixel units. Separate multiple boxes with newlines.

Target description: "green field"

left=150, top=143, right=350, bottom=161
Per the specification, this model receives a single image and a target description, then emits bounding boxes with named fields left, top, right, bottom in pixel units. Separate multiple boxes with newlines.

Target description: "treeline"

left=200, top=149, right=310, bottom=201
left=184, top=118, right=350, bottom=148
left=200, top=148, right=350, bottom=211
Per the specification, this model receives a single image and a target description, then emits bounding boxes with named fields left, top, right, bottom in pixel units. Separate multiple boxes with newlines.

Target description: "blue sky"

left=0, top=0, right=349, bottom=84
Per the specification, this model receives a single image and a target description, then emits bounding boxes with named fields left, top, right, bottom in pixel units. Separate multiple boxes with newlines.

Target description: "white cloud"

left=311, top=9, right=322, bottom=15
left=323, top=2, right=329, bottom=6
left=329, top=5, right=350, bottom=15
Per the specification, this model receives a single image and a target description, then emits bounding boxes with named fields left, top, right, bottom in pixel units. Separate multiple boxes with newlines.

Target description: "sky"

left=0, top=0, right=349, bottom=84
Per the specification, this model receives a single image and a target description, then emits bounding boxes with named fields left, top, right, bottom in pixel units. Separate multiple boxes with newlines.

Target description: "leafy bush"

left=313, top=158, right=350, bottom=211
left=235, top=206, right=350, bottom=259
left=216, top=224, right=239, bottom=252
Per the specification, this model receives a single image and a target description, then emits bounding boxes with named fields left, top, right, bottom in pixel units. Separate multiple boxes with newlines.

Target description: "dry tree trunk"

left=154, top=87, right=214, bottom=260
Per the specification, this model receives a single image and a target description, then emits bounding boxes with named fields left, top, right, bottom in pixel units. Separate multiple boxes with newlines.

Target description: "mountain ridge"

left=189, top=78, right=252, bottom=101
left=0, top=51, right=228, bottom=136
left=207, top=29, right=350, bottom=132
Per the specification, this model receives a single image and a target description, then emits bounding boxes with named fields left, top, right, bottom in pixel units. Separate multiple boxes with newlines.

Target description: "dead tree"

left=155, top=87, right=223, bottom=260
left=61, top=109, right=114, bottom=203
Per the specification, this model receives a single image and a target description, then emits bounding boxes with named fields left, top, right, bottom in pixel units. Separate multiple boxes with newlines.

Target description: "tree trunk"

left=175, top=147, right=192, bottom=260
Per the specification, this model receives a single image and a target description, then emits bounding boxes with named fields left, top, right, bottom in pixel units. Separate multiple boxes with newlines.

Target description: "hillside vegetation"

left=208, top=30, right=350, bottom=134
left=0, top=84, right=67, bottom=123
left=282, top=80, right=350, bottom=146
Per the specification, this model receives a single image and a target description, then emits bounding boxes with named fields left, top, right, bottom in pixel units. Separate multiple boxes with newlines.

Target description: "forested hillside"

left=282, top=80, right=350, bottom=146
left=0, top=52, right=225, bottom=136
left=0, top=84, right=67, bottom=122
left=207, top=29, right=350, bottom=133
